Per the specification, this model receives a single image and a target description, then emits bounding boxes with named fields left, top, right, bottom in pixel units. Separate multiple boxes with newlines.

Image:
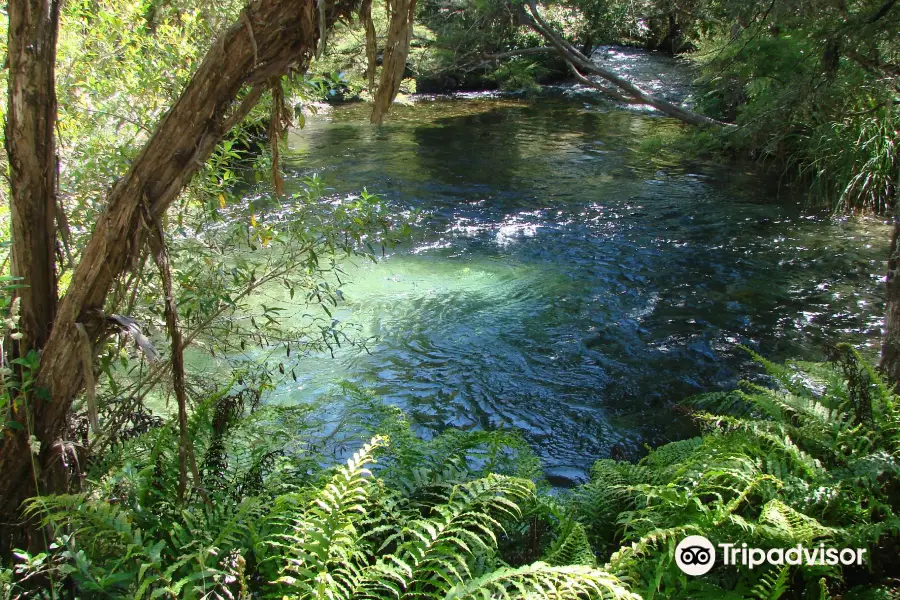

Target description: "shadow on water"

left=268, top=97, right=888, bottom=484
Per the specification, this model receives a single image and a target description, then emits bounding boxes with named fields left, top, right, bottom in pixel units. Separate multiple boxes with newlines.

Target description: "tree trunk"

left=361, top=0, right=378, bottom=90
left=5, top=0, right=61, bottom=354
left=1, top=0, right=61, bottom=555
left=0, top=0, right=376, bottom=553
left=881, top=217, right=900, bottom=386
left=371, top=0, right=416, bottom=124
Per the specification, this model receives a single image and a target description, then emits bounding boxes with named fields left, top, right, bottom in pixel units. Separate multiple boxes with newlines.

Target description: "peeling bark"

left=362, top=0, right=378, bottom=90
left=145, top=209, right=205, bottom=503
left=371, top=0, right=416, bottom=124
left=1, top=0, right=61, bottom=554
left=5, top=0, right=61, bottom=353
left=0, top=0, right=380, bottom=551
left=269, top=81, right=289, bottom=196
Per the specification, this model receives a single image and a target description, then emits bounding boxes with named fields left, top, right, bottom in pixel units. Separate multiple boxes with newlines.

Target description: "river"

left=241, top=93, right=888, bottom=484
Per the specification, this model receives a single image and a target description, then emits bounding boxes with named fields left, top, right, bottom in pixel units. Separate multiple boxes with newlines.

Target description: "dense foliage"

left=0, top=387, right=631, bottom=598
left=0, top=0, right=412, bottom=447
left=684, top=0, right=899, bottom=214
left=2, top=347, right=898, bottom=598
left=575, top=345, right=900, bottom=598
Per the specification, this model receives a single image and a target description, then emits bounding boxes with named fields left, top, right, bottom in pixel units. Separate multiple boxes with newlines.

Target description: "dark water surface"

left=273, top=97, right=887, bottom=482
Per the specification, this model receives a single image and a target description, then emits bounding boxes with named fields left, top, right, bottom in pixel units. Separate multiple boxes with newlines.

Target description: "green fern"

left=578, top=348, right=900, bottom=597
left=750, top=565, right=791, bottom=600
left=758, top=500, right=834, bottom=544
left=271, top=437, right=384, bottom=599
left=443, top=562, right=640, bottom=600
left=12, top=348, right=900, bottom=599
left=542, top=517, right=596, bottom=567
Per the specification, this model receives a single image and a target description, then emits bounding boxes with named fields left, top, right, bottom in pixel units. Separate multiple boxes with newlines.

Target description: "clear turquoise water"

left=256, top=96, right=887, bottom=483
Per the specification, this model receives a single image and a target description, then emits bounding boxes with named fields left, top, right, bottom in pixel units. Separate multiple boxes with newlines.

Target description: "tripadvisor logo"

left=675, top=535, right=716, bottom=576
left=675, top=536, right=868, bottom=576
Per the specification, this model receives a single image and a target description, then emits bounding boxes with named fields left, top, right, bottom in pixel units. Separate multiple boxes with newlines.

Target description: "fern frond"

left=443, top=562, right=640, bottom=600
left=758, top=500, right=833, bottom=543
left=388, top=474, right=534, bottom=596
left=640, top=437, right=703, bottom=476
left=606, top=524, right=694, bottom=572
left=542, top=517, right=596, bottom=567
left=273, top=436, right=385, bottom=599
left=750, top=565, right=791, bottom=600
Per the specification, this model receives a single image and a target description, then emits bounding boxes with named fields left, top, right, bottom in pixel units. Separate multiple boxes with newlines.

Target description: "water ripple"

left=266, top=97, right=889, bottom=484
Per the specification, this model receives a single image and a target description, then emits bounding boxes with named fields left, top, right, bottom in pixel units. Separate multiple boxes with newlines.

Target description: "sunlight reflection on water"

left=223, top=96, right=891, bottom=484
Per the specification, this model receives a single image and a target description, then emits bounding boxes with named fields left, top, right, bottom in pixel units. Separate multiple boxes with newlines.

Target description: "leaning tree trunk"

left=0, top=0, right=392, bottom=553
left=520, top=1, right=733, bottom=128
